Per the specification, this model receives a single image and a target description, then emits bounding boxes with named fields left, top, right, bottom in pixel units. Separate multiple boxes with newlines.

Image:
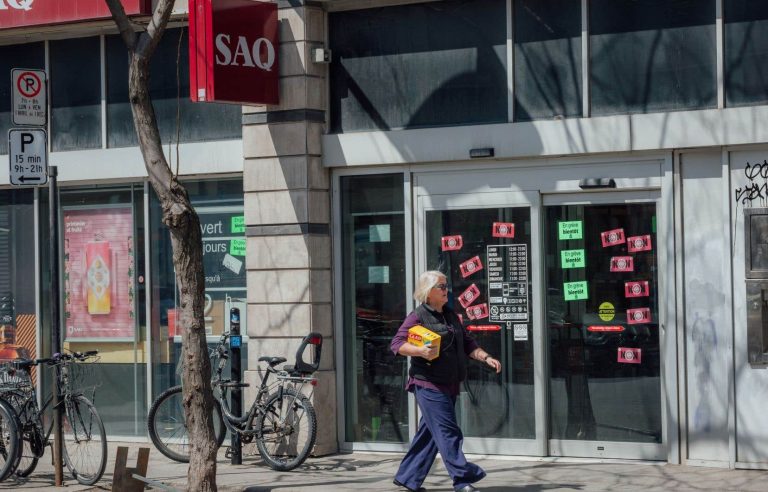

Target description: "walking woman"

left=390, top=270, right=501, bottom=492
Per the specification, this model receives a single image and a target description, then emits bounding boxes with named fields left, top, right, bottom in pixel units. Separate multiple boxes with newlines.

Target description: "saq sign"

left=189, top=0, right=279, bottom=105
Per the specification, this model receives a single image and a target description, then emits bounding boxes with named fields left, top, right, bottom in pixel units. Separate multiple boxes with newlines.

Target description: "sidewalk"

left=5, top=441, right=768, bottom=491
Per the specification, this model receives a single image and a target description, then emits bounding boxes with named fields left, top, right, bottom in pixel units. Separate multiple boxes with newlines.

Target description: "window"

left=725, top=1, right=768, bottom=106
left=514, top=0, right=582, bottom=121
left=329, top=0, right=507, bottom=133
left=51, top=37, right=102, bottom=151
left=106, top=28, right=241, bottom=147
left=590, top=0, right=717, bottom=115
left=341, top=174, right=408, bottom=442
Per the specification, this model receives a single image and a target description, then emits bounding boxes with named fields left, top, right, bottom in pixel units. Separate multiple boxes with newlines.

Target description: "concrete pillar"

left=242, top=1, right=335, bottom=455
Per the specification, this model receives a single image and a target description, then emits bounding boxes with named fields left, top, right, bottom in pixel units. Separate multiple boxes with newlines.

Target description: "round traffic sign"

left=17, top=71, right=42, bottom=98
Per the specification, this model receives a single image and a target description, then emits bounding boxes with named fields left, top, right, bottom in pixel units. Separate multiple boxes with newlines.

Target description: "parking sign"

left=8, top=129, right=48, bottom=186
left=12, top=69, right=47, bottom=126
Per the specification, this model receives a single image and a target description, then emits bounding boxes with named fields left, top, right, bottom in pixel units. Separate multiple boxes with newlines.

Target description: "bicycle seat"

left=258, top=356, right=287, bottom=366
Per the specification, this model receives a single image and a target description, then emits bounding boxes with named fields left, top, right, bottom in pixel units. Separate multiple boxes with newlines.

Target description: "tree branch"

left=103, top=0, right=137, bottom=50
left=138, top=0, right=176, bottom=59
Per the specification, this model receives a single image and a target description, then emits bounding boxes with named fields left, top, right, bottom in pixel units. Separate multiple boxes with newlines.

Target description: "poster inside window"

left=63, top=205, right=136, bottom=340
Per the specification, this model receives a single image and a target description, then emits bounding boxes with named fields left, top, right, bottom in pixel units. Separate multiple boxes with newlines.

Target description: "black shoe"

left=393, top=478, right=427, bottom=492
left=455, top=486, right=479, bottom=492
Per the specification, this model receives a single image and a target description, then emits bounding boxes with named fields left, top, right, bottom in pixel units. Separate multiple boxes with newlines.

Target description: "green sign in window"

left=558, top=221, right=583, bottom=240
left=564, top=281, right=588, bottom=301
left=561, top=249, right=585, bottom=269
left=230, top=238, right=246, bottom=256
left=231, top=216, right=245, bottom=233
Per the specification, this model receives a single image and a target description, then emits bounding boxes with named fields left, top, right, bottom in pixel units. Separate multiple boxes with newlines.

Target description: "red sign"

left=189, top=0, right=279, bottom=105
left=610, top=256, right=634, bottom=272
left=627, top=307, right=652, bottom=324
left=467, top=325, right=501, bottom=332
left=441, top=235, right=463, bottom=251
left=618, top=347, right=642, bottom=364
left=587, top=325, right=625, bottom=332
left=0, top=0, right=150, bottom=30
left=457, top=283, right=481, bottom=309
left=492, top=222, right=515, bottom=238
left=625, top=280, right=650, bottom=298
left=601, top=228, right=625, bottom=247
left=459, top=256, right=483, bottom=278
left=465, top=303, right=489, bottom=321
left=627, top=235, right=653, bottom=252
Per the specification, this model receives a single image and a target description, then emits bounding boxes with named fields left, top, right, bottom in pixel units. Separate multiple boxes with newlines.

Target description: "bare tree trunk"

left=104, top=1, right=218, bottom=490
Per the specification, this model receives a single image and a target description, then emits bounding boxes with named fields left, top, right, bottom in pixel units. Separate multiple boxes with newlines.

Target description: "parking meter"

left=230, top=307, right=242, bottom=464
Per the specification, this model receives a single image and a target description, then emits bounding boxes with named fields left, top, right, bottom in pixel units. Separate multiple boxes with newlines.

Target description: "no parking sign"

left=12, top=68, right=47, bottom=126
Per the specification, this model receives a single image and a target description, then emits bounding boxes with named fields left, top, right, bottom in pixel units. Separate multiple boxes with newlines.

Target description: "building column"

left=242, top=2, right=335, bottom=455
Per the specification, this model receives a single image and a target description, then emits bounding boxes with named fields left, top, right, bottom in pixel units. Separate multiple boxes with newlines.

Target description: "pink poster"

left=63, top=206, right=135, bottom=340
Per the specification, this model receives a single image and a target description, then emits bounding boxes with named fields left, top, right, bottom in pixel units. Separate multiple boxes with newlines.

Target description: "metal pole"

left=229, top=307, right=242, bottom=465
left=48, top=165, right=63, bottom=486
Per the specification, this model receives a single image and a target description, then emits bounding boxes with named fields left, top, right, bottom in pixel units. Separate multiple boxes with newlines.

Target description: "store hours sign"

left=199, top=208, right=246, bottom=290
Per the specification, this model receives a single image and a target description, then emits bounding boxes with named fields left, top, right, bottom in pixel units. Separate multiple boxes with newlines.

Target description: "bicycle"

left=0, top=351, right=107, bottom=485
left=148, top=331, right=322, bottom=471
left=0, top=383, right=20, bottom=483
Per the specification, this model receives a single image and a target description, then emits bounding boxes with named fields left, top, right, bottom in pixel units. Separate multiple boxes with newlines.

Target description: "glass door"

left=544, top=192, right=665, bottom=460
left=416, top=191, right=544, bottom=456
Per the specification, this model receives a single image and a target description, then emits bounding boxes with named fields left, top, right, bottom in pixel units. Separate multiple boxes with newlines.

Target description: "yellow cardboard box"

left=407, top=325, right=441, bottom=360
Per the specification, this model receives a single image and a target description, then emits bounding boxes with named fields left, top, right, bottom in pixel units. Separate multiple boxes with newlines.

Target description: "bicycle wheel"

left=256, top=388, right=317, bottom=471
left=14, top=432, right=39, bottom=478
left=61, top=395, right=106, bottom=485
left=147, top=385, right=226, bottom=463
left=0, top=398, right=21, bottom=482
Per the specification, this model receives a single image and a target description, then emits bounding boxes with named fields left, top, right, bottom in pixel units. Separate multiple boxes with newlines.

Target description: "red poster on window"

left=610, top=256, right=634, bottom=272
left=492, top=222, right=515, bottom=238
left=441, top=235, right=463, bottom=251
left=63, top=206, right=135, bottom=340
left=601, top=228, right=625, bottom=247
left=466, top=303, right=489, bottom=321
left=618, top=347, right=642, bottom=364
left=627, top=235, right=652, bottom=252
left=458, top=284, right=481, bottom=309
left=627, top=307, right=651, bottom=324
left=625, top=281, right=650, bottom=298
left=459, top=256, right=483, bottom=278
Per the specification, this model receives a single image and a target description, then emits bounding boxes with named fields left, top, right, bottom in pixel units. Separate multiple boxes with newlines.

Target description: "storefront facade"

left=2, top=0, right=768, bottom=471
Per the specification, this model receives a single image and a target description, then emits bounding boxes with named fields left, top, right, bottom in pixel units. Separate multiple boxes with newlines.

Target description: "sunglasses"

left=433, top=283, right=448, bottom=290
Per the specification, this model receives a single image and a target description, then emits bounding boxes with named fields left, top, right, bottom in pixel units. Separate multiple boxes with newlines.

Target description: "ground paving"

left=3, top=441, right=767, bottom=491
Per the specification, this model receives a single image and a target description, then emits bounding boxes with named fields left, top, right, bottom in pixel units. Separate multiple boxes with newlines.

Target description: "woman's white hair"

left=413, top=270, right=447, bottom=304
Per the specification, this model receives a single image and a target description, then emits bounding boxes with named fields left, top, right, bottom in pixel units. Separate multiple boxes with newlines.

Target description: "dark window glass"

left=106, top=28, right=241, bottom=148
left=590, top=0, right=717, bottom=115
left=514, top=0, right=582, bottom=121
left=329, top=0, right=507, bottom=133
left=545, top=204, right=661, bottom=443
left=51, top=37, right=102, bottom=151
left=341, top=174, right=408, bottom=443
left=0, top=43, right=45, bottom=154
left=150, top=179, right=247, bottom=398
left=725, top=1, right=768, bottom=106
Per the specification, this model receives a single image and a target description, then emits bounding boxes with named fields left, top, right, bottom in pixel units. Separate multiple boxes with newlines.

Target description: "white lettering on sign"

left=0, top=0, right=34, bottom=11
left=215, top=33, right=275, bottom=71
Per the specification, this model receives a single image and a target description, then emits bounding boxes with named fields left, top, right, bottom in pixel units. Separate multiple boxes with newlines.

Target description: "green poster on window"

left=564, top=281, right=588, bottom=301
left=230, top=238, right=246, bottom=256
left=561, top=249, right=585, bottom=269
left=231, top=215, right=245, bottom=233
left=558, top=221, right=583, bottom=240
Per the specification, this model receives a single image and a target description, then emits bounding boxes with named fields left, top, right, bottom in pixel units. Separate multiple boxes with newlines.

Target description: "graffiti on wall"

left=734, top=160, right=768, bottom=206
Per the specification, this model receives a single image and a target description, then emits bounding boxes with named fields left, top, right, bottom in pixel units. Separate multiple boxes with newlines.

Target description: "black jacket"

left=409, top=304, right=467, bottom=385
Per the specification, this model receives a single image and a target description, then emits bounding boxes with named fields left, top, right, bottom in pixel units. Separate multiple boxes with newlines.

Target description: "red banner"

left=189, top=0, right=279, bottom=105
left=0, top=0, right=150, bottom=30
